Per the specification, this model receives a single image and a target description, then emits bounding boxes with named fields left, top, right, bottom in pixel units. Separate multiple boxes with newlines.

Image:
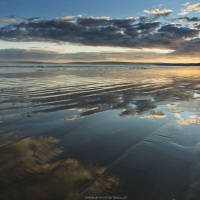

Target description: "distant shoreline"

left=0, top=61, right=200, bottom=66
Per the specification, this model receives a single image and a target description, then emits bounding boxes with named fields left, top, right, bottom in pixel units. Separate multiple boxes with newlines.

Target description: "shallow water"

left=0, top=66, right=200, bottom=200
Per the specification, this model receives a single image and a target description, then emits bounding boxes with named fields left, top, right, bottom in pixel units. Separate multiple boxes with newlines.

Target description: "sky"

left=0, top=0, right=200, bottom=63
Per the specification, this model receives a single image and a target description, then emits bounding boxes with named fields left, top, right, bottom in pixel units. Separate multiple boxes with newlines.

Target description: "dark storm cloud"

left=175, top=17, right=200, bottom=22
left=76, top=17, right=137, bottom=28
left=138, top=16, right=152, bottom=23
left=0, top=16, right=199, bottom=54
left=194, top=24, right=200, bottom=29
left=173, top=38, right=200, bottom=54
left=158, top=24, right=199, bottom=39
left=0, top=17, right=161, bottom=48
left=136, top=22, right=160, bottom=31
left=112, top=18, right=137, bottom=28
left=77, top=17, right=110, bottom=27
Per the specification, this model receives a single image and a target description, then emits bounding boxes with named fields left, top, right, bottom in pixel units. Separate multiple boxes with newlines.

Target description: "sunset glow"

left=0, top=0, right=200, bottom=63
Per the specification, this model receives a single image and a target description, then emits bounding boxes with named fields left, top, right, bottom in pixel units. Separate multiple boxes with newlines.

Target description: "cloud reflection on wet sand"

left=0, top=136, right=119, bottom=200
left=0, top=68, right=200, bottom=120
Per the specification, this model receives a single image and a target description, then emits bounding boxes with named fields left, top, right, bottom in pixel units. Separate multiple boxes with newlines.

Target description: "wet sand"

left=0, top=66, right=200, bottom=200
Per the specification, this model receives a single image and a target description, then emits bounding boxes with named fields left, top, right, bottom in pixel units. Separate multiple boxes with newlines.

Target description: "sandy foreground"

left=0, top=66, right=200, bottom=200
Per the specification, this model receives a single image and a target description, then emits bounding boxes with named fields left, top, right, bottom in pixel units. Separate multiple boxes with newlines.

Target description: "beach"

left=0, top=65, right=200, bottom=200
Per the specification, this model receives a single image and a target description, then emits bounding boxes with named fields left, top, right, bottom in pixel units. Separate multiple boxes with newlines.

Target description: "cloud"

left=76, top=16, right=137, bottom=28
left=0, top=49, right=60, bottom=60
left=0, top=16, right=199, bottom=58
left=0, top=48, right=170, bottom=62
left=0, top=136, right=118, bottom=200
left=20, top=17, right=41, bottom=23
left=60, top=15, right=77, bottom=20
left=143, top=9, right=173, bottom=16
left=158, top=24, right=199, bottom=39
left=179, top=3, right=200, bottom=15
left=175, top=17, right=200, bottom=22
left=0, top=17, right=162, bottom=48
left=185, top=3, right=200, bottom=12
left=138, top=16, right=151, bottom=23
left=194, top=24, right=200, bottom=29
left=141, top=111, right=166, bottom=119
left=182, top=2, right=190, bottom=6
left=0, top=16, right=16, bottom=24
left=173, top=38, right=200, bottom=55
left=77, top=17, right=110, bottom=27
left=175, top=113, right=200, bottom=125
